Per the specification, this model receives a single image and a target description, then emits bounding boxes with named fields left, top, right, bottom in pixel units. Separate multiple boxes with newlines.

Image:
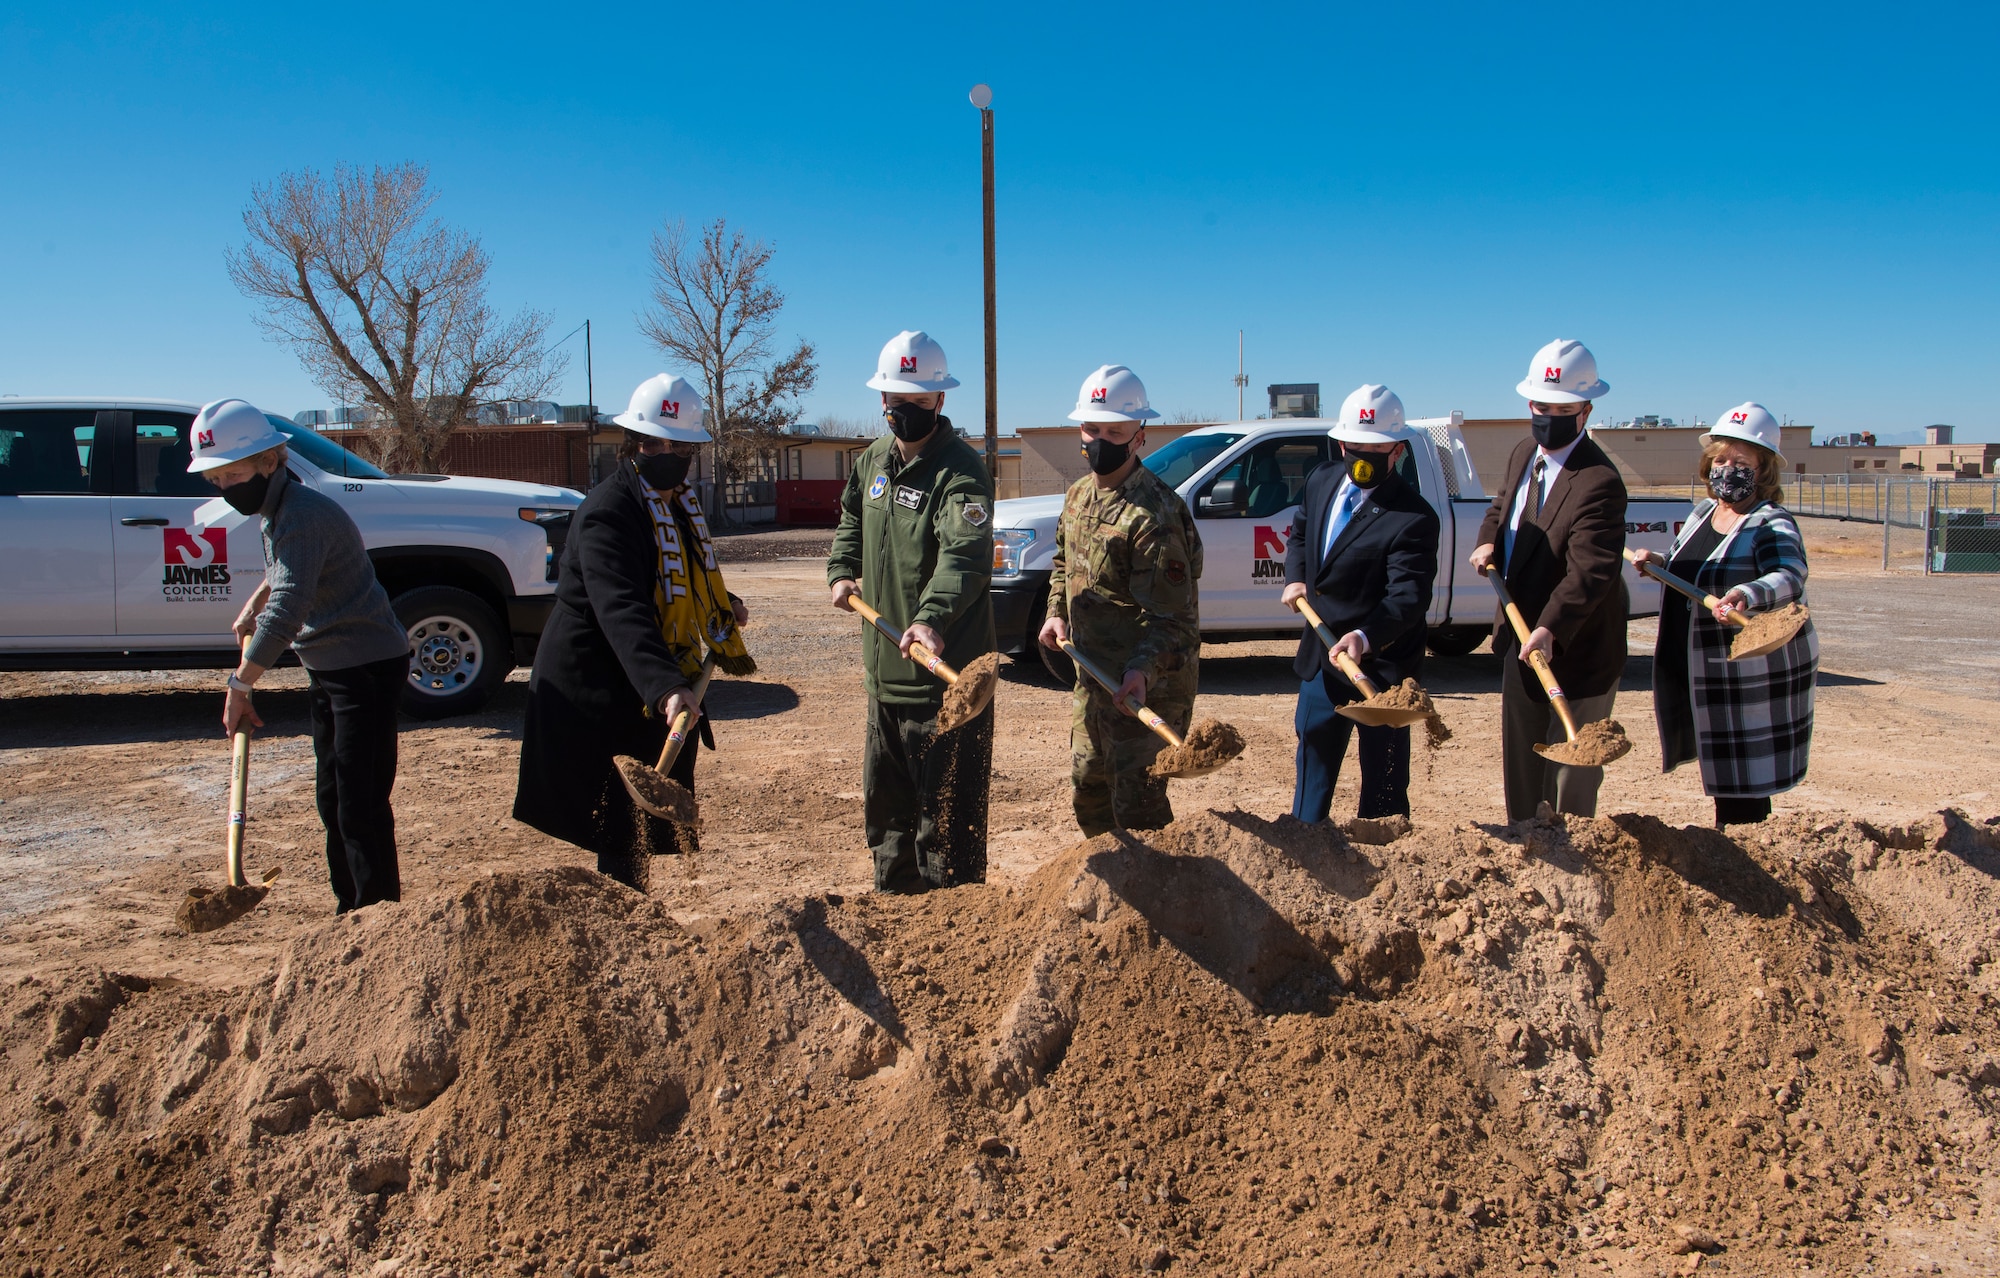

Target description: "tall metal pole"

left=1234, top=330, right=1247, bottom=421
left=584, top=319, right=593, bottom=417
left=974, top=85, right=998, bottom=489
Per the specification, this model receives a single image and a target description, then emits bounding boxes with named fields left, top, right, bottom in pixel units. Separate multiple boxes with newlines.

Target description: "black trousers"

left=1292, top=669, right=1411, bottom=822
left=307, top=654, right=409, bottom=913
left=1714, top=795, right=1772, bottom=827
left=864, top=697, right=992, bottom=891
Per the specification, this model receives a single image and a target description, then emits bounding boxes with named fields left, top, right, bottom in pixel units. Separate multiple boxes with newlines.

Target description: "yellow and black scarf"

left=637, top=477, right=757, bottom=680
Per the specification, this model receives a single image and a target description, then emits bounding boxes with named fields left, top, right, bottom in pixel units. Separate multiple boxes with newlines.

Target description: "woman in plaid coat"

left=1633, top=403, right=1818, bottom=827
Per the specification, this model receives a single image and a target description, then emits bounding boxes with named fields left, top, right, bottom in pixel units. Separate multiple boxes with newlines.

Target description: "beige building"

left=1013, top=423, right=1209, bottom=496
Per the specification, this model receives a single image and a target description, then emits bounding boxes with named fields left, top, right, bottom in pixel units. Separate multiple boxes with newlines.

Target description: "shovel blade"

left=936, top=652, right=1000, bottom=734
left=176, top=883, right=270, bottom=934
left=1337, top=704, right=1434, bottom=728
left=614, top=754, right=703, bottom=828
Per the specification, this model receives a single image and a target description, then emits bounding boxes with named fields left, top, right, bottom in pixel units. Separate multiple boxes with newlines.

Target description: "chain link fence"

left=1788, top=476, right=2000, bottom=573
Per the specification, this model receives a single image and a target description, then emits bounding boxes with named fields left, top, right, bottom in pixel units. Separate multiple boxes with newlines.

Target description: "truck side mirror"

left=1198, top=478, right=1243, bottom=516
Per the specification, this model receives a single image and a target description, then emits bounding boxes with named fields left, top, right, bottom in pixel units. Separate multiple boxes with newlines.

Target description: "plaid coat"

left=1655, top=498, right=1819, bottom=797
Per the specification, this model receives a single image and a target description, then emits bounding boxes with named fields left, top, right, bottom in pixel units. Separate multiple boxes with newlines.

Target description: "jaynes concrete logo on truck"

left=161, top=527, right=232, bottom=601
left=1251, top=525, right=1290, bottom=581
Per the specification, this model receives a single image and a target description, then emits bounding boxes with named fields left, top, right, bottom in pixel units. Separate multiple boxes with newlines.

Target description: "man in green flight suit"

left=1037, top=364, right=1202, bottom=837
left=828, top=330, right=998, bottom=892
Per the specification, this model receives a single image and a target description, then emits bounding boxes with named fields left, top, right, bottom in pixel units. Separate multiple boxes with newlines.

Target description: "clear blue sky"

left=3, top=2, right=1995, bottom=442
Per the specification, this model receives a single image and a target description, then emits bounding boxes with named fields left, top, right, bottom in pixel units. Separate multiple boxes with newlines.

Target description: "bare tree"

left=639, top=218, right=817, bottom=523
left=228, top=163, right=563, bottom=474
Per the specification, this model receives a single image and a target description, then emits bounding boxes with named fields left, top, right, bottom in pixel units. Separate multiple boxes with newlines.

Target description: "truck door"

left=1189, top=434, right=1329, bottom=625
left=0, top=408, right=115, bottom=642
left=1402, top=439, right=1454, bottom=625
left=110, top=409, right=266, bottom=640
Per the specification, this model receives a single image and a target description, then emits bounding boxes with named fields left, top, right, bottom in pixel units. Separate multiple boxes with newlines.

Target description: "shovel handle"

left=654, top=657, right=718, bottom=773
left=226, top=728, right=250, bottom=888
left=1622, top=549, right=1747, bottom=628
left=1483, top=565, right=1580, bottom=742
left=1057, top=638, right=1184, bottom=749
left=848, top=597, right=962, bottom=685
left=1291, top=598, right=1383, bottom=697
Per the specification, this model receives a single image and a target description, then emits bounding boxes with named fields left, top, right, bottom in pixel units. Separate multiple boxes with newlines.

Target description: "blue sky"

left=2, top=2, right=1995, bottom=441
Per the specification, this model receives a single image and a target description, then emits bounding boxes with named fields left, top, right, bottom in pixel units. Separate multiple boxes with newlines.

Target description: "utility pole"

left=1233, top=330, right=1248, bottom=421
left=584, top=319, right=593, bottom=418
left=971, top=83, right=998, bottom=490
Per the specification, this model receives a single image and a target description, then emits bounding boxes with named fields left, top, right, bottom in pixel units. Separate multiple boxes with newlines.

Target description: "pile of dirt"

left=938, top=654, right=1001, bottom=735
left=1150, top=719, right=1245, bottom=779
left=5, top=806, right=1998, bottom=1277
left=1539, top=717, right=1633, bottom=768
left=1730, top=603, right=1811, bottom=659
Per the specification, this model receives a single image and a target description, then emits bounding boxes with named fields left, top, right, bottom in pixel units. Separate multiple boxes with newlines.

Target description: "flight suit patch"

left=894, top=485, right=923, bottom=509
left=868, top=475, right=888, bottom=500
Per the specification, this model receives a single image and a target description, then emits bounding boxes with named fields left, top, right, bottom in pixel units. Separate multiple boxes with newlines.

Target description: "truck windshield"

left=1143, top=432, right=1243, bottom=489
left=273, top=418, right=390, bottom=480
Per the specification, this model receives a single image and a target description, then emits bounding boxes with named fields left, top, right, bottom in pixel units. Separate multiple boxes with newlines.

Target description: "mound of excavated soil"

left=5, top=807, right=1999, bottom=1277
left=1730, top=602, right=1811, bottom=659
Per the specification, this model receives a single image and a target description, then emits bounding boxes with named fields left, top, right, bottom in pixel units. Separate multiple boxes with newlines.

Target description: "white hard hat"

left=865, top=330, right=960, bottom=393
left=1703, top=402, right=1784, bottom=462
left=1516, top=338, right=1610, bottom=403
left=1329, top=384, right=1409, bottom=445
left=187, top=398, right=288, bottom=472
left=613, top=374, right=710, bottom=442
left=1068, top=364, right=1160, bottom=423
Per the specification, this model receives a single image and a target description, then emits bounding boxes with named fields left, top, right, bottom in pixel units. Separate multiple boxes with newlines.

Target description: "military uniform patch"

left=1165, top=559, right=1187, bottom=585
left=962, top=501, right=988, bottom=527
left=895, top=485, right=923, bottom=509
left=868, top=474, right=888, bottom=500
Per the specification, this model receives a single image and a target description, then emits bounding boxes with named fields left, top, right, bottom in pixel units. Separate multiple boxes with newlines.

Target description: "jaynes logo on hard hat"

left=1543, top=367, right=1562, bottom=384
left=899, top=356, right=918, bottom=374
left=161, top=527, right=232, bottom=601
left=1730, top=411, right=1749, bottom=425
left=660, top=399, right=680, bottom=420
left=1356, top=408, right=1375, bottom=424
left=196, top=429, right=215, bottom=449
left=1090, top=386, right=1108, bottom=404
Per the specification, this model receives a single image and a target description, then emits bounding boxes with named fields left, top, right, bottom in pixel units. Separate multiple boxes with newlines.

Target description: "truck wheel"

left=395, top=586, right=508, bottom=719
left=1426, top=626, right=1489, bottom=658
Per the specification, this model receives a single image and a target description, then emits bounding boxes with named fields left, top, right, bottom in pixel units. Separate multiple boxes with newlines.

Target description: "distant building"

left=1267, top=384, right=1320, bottom=419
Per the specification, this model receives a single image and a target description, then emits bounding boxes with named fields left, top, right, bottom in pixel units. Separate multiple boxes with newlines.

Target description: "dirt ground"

left=2, top=520, right=1997, bottom=1277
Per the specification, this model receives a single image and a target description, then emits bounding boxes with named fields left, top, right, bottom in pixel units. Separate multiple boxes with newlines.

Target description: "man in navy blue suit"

left=1280, top=385, right=1441, bottom=822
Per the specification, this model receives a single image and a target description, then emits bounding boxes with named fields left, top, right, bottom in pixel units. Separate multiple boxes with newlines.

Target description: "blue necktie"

left=1322, top=484, right=1362, bottom=561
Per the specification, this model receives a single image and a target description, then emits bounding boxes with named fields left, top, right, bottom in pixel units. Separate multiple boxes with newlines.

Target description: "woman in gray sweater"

left=188, top=399, right=412, bottom=913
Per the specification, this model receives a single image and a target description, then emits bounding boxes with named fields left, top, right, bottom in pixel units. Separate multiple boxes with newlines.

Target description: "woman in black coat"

left=513, top=375, right=747, bottom=888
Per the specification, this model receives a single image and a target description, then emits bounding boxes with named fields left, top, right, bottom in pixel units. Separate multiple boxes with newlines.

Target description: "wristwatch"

left=227, top=673, right=255, bottom=695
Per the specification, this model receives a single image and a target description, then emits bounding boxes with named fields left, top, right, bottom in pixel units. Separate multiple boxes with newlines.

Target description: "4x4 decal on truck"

left=1252, top=525, right=1290, bottom=581
left=162, top=527, right=232, bottom=601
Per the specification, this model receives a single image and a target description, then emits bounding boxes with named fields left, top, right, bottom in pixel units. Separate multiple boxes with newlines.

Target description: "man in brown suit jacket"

left=1470, top=339, right=1628, bottom=822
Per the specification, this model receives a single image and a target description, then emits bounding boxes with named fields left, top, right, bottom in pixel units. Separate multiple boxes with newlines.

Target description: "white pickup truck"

left=0, top=397, right=582, bottom=718
left=988, top=417, right=1693, bottom=680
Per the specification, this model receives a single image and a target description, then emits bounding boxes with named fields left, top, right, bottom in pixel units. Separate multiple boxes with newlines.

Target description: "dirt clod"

left=1537, top=716, right=1633, bottom=767
left=612, top=755, right=701, bottom=828
left=937, top=652, right=1000, bottom=734
left=174, top=882, right=271, bottom=934
left=1149, top=717, right=1245, bottom=778
left=1730, top=601, right=1811, bottom=659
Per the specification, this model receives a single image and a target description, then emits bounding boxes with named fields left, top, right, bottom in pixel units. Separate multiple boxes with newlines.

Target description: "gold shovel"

left=848, top=597, right=997, bottom=733
left=1623, top=548, right=1810, bottom=660
left=1292, top=597, right=1437, bottom=728
left=1483, top=565, right=1632, bottom=768
left=176, top=727, right=280, bottom=934
left=1056, top=638, right=1243, bottom=779
left=613, top=655, right=715, bottom=827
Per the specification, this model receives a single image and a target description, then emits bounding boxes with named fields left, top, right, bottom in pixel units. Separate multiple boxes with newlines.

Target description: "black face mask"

left=635, top=450, right=692, bottom=490
left=1082, top=436, right=1132, bottom=475
left=1529, top=410, right=1583, bottom=450
left=220, top=470, right=272, bottom=517
left=884, top=402, right=938, bottom=443
left=1342, top=447, right=1391, bottom=489
left=1710, top=462, right=1758, bottom=505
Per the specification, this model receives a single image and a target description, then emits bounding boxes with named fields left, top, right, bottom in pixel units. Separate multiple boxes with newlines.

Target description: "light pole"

left=971, top=83, right=998, bottom=490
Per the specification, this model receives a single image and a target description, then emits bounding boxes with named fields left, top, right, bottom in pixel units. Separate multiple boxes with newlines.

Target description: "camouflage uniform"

left=1046, top=464, right=1202, bottom=837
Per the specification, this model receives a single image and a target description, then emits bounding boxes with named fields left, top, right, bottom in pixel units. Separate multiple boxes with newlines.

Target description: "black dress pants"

left=307, top=654, right=409, bottom=912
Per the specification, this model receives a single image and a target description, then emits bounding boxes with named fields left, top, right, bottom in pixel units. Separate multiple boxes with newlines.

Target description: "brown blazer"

left=1475, top=435, right=1629, bottom=702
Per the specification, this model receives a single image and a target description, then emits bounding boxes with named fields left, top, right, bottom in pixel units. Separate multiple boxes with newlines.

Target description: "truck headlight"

left=992, top=528, right=1035, bottom=578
